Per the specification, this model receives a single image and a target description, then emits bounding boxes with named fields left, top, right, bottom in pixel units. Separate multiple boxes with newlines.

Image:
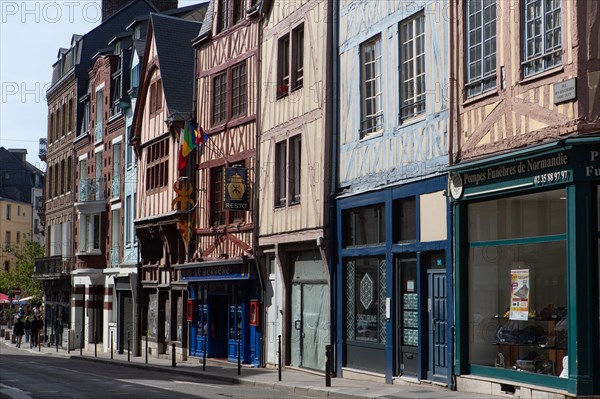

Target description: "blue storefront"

left=177, top=258, right=262, bottom=366
left=334, top=175, right=454, bottom=386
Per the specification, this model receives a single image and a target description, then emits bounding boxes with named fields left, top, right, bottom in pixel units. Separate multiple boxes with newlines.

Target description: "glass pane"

left=468, top=189, right=566, bottom=241
left=353, top=258, right=383, bottom=343
left=468, top=241, right=567, bottom=376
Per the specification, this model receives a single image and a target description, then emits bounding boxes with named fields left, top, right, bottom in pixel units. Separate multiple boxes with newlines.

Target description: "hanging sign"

left=224, top=167, right=249, bottom=211
left=509, top=269, right=530, bottom=320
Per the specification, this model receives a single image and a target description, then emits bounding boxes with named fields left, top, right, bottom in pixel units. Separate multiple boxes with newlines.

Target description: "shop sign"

left=509, top=269, right=530, bottom=321
left=180, top=262, right=250, bottom=281
left=582, top=149, right=600, bottom=179
left=224, top=167, right=249, bottom=211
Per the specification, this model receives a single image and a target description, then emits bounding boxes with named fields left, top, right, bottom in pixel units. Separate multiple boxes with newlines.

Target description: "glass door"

left=397, top=255, right=418, bottom=376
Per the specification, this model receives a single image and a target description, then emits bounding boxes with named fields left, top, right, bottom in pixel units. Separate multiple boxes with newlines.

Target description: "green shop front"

left=450, top=138, right=600, bottom=396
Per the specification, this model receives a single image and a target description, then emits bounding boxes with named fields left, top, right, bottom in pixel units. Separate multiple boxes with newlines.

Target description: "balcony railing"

left=111, top=174, right=120, bottom=199
left=78, top=177, right=106, bottom=202
left=110, top=245, right=120, bottom=267
left=38, top=138, right=47, bottom=161
left=33, top=255, right=72, bottom=279
left=94, top=124, right=103, bottom=142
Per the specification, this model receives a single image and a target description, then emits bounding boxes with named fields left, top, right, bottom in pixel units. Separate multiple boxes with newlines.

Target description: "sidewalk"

left=1, top=337, right=501, bottom=399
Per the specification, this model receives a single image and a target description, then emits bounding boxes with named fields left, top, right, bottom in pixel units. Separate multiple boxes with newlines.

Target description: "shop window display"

left=467, top=189, right=567, bottom=377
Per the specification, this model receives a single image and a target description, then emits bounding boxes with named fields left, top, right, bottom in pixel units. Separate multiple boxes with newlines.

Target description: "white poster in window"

left=509, top=269, right=530, bottom=321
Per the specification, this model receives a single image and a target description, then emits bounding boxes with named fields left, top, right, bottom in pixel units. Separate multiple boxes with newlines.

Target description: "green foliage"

left=0, top=240, right=44, bottom=305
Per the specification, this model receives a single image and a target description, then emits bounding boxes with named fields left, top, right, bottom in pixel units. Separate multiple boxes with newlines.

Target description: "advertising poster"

left=509, top=269, right=530, bottom=320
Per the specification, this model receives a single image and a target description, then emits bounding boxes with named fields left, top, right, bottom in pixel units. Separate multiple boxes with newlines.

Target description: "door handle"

left=294, top=320, right=301, bottom=330
left=432, top=318, right=436, bottom=331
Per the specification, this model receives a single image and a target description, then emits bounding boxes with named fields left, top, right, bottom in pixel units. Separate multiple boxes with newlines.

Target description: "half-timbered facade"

left=131, top=13, right=202, bottom=361
left=258, top=0, right=333, bottom=372
left=185, top=0, right=262, bottom=366
left=449, top=0, right=600, bottom=396
left=336, top=0, right=452, bottom=385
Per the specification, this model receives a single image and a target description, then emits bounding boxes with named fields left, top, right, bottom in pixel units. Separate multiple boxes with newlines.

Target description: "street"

left=0, top=345, right=320, bottom=399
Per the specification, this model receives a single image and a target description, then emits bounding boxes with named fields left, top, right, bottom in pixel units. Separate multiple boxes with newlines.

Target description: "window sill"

left=463, top=88, right=499, bottom=107
left=399, top=113, right=426, bottom=127
left=519, top=65, right=564, bottom=86
left=359, top=130, right=383, bottom=142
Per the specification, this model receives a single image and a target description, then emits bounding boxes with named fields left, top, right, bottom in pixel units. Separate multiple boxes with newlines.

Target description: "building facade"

left=0, top=198, right=33, bottom=273
left=335, top=0, right=452, bottom=385
left=257, top=0, right=333, bottom=371
left=184, top=0, right=262, bottom=366
left=449, top=0, right=600, bottom=396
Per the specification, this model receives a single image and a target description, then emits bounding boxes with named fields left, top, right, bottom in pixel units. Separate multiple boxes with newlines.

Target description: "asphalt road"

left=0, top=345, right=319, bottom=399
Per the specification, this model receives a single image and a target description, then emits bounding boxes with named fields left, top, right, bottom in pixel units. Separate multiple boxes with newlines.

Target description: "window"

left=211, top=62, right=247, bottom=126
left=95, top=90, right=104, bottom=142
left=217, top=0, right=245, bottom=33
left=210, top=166, right=226, bottom=226
left=275, top=140, right=287, bottom=207
left=126, top=127, right=136, bottom=169
left=67, top=157, right=72, bottom=192
left=17, top=206, right=20, bottom=216
left=360, top=36, right=383, bottom=136
left=81, top=100, right=90, bottom=134
left=466, top=0, right=497, bottom=97
left=289, top=135, right=301, bottom=204
left=60, top=159, right=66, bottom=195
left=277, top=24, right=304, bottom=97
left=346, top=258, right=387, bottom=344
left=3, top=261, right=8, bottom=272
left=343, top=204, right=386, bottom=247
left=400, top=13, right=426, bottom=120
left=522, top=0, right=561, bottom=76
left=394, top=197, right=417, bottom=242
left=149, top=78, right=163, bottom=114
left=212, top=72, right=227, bottom=125
left=125, top=194, right=132, bottom=246
left=6, top=204, right=11, bottom=220
left=277, top=35, right=290, bottom=96
left=145, top=138, right=169, bottom=191
left=16, top=232, right=20, bottom=244
left=4, top=231, right=10, bottom=247
left=231, top=63, right=247, bottom=117
left=79, top=213, right=101, bottom=253
left=467, top=190, right=567, bottom=376
left=50, top=113, right=55, bottom=143
left=68, top=98, right=73, bottom=132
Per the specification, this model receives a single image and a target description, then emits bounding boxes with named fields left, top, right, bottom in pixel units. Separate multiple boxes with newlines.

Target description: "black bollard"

left=145, top=334, right=148, bottom=364
left=80, top=331, right=83, bottom=356
left=237, top=335, right=241, bottom=376
left=68, top=330, right=70, bottom=354
left=202, top=333, right=207, bottom=371
left=127, top=332, right=130, bottom=362
left=278, top=335, right=282, bottom=382
left=325, top=344, right=331, bottom=387
left=172, top=343, right=176, bottom=367
left=110, top=332, right=113, bottom=360
left=94, top=332, right=97, bottom=358
left=56, top=334, right=59, bottom=352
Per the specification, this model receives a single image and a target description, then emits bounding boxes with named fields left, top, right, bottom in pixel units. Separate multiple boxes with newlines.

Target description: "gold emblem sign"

left=172, top=180, right=195, bottom=211
left=227, top=172, right=246, bottom=201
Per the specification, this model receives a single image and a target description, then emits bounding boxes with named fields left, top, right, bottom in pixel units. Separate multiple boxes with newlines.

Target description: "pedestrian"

left=13, top=317, right=25, bottom=348
left=24, top=316, right=31, bottom=343
left=54, top=316, right=63, bottom=345
left=31, top=315, right=41, bottom=348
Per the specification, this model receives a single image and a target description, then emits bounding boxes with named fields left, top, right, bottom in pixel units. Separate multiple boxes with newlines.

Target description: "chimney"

left=102, top=0, right=179, bottom=22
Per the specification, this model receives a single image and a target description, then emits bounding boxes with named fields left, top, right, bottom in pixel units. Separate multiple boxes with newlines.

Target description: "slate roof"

left=0, top=148, right=44, bottom=203
left=196, top=0, right=213, bottom=42
left=151, top=13, right=202, bottom=118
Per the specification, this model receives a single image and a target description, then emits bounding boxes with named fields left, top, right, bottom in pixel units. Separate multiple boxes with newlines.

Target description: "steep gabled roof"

left=151, top=13, right=201, bottom=117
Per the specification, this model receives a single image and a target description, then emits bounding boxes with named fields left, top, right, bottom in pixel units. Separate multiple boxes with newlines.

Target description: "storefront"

left=450, top=138, right=600, bottom=396
left=335, top=175, right=453, bottom=385
left=178, top=258, right=262, bottom=366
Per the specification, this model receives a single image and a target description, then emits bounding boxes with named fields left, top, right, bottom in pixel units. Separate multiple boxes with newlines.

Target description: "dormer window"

left=217, top=0, right=246, bottom=33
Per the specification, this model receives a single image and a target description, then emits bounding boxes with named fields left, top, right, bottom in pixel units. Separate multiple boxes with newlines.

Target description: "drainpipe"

left=329, top=0, right=340, bottom=378
left=254, top=9, right=266, bottom=368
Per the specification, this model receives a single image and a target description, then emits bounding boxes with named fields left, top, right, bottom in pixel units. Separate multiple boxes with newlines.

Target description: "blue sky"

left=0, top=1, right=101, bottom=169
left=0, top=0, right=200, bottom=169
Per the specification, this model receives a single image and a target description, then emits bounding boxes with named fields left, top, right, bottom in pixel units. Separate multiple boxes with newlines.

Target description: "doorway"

left=396, top=255, right=418, bottom=376
left=290, top=252, right=328, bottom=371
left=425, top=252, right=448, bottom=382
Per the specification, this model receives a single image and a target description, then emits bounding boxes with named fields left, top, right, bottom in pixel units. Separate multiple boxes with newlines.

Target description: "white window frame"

left=522, top=0, right=562, bottom=77
left=360, top=36, right=383, bottom=137
left=399, top=13, right=426, bottom=121
left=465, top=0, right=497, bottom=97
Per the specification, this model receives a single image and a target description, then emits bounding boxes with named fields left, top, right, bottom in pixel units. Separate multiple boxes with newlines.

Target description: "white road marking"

left=0, top=383, right=33, bottom=399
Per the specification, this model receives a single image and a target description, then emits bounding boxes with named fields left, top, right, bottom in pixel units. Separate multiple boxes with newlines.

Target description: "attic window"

left=217, top=0, right=246, bottom=33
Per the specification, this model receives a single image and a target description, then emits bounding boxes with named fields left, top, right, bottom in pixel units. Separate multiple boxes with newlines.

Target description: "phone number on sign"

left=533, top=170, right=570, bottom=185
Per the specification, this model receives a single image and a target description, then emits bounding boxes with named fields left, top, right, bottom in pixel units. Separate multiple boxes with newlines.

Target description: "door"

left=291, top=283, right=328, bottom=370
left=208, top=294, right=227, bottom=357
left=427, top=270, right=448, bottom=381
left=290, top=253, right=328, bottom=371
left=119, top=291, right=133, bottom=353
left=265, top=256, right=282, bottom=365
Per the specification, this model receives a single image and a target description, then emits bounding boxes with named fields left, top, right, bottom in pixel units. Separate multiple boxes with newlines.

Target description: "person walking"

left=31, top=315, right=41, bottom=348
left=53, top=316, right=63, bottom=346
left=24, top=316, right=31, bottom=344
left=13, top=317, right=25, bottom=348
